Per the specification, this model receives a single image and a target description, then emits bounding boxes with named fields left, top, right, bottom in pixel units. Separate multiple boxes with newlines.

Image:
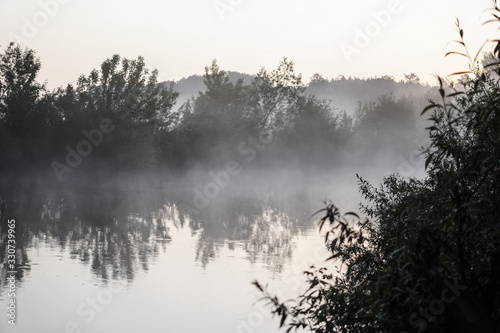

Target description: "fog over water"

left=0, top=162, right=423, bottom=332
left=0, top=44, right=433, bottom=332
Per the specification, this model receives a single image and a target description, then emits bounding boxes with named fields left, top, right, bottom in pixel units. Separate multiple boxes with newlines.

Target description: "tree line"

left=0, top=43, right=429, bottom=184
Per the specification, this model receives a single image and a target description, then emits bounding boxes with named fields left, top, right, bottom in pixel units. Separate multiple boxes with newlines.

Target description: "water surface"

left=0, top=173, right=362, bottom=333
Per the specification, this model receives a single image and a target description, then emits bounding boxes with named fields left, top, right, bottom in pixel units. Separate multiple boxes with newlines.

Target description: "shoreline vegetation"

left=0, top=44, right=433, bottom=186
left=255, top=2, right=500, bottom=332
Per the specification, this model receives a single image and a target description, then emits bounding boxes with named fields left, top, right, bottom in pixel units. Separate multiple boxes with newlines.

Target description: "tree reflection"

left=0, top=178, right=171, bottom=289
left=0, top=175, right=318, bottom=292
left=178, top=190, right=314, bottom=272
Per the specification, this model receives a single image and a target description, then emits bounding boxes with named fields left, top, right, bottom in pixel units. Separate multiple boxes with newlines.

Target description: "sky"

left=0, top=0, right=498, bottom=89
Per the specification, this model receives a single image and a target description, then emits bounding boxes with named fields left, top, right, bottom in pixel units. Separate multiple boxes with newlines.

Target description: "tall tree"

left=175, top=60, right=254, bottom=165
left=0, top=43, right=62, bottom=170
left=56, top=54, right=178, bottom=174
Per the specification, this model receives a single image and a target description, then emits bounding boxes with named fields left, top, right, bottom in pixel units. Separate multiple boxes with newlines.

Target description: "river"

left=0, top=170, right=367, bottom=333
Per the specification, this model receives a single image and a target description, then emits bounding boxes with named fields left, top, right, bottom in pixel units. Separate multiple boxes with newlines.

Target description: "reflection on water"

left=1, top=183, right=169, bottom=286
left=0, top=175, right=347, bottom=332
left=0, top=176, right=326, bottom=284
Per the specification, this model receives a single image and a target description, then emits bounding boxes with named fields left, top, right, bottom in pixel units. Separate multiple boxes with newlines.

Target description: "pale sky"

left=0, top=0, right=498, bottom=88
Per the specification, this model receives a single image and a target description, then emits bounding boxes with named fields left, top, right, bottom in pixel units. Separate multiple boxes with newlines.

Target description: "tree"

left=174, top=58, right=308, bottom=167
left=0, top=43, right=43, bottom=135
left=174, top=60, right=254, bottom=165
left=279, top=95, right=348, bottom=166
left=0, top=43, right=62, bottom=171
left=404, top=73, right=421, bottom=84
left=250, top=58, right=304, bottom=134
left=354, top=93, right=416, bottom=148
left=56, top=54, right=178, bottom=173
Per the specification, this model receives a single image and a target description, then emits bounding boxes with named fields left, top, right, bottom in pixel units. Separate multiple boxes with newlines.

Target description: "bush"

left=256, top=4, right=500, bottom=332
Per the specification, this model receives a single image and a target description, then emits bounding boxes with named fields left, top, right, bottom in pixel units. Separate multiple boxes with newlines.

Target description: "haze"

left=0, top=0, right=496, bottom=89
